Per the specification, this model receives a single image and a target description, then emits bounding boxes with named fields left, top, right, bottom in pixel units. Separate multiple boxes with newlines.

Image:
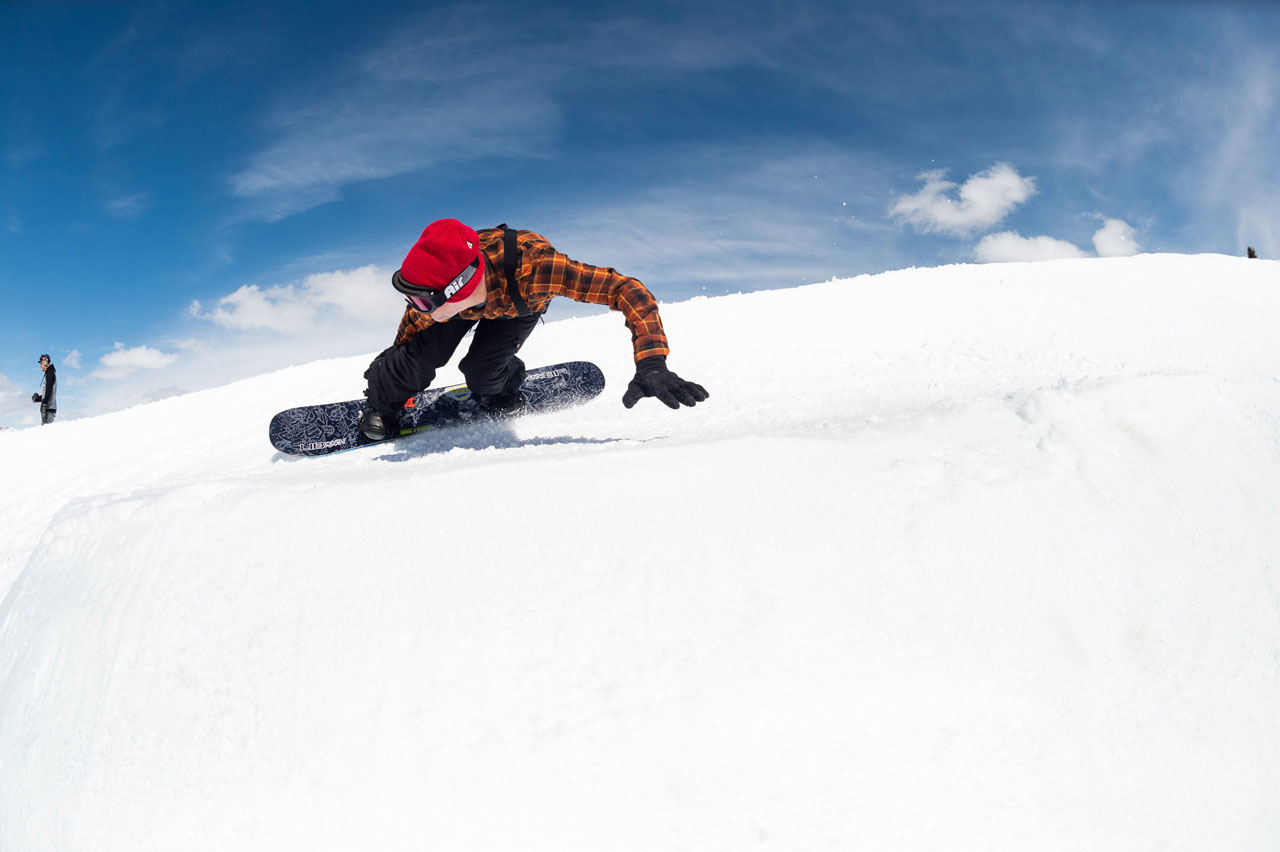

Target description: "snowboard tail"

left=269, top=361, right=605, bottom=457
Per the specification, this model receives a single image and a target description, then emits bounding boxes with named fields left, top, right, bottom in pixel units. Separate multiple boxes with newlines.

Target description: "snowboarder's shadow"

left=371, top=420, right=632, bottom=462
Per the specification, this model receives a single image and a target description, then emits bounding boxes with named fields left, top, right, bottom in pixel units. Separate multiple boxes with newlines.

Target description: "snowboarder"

left=32, top=354, right=56, bottom=425
left=359, top=219, right=708, bottom=440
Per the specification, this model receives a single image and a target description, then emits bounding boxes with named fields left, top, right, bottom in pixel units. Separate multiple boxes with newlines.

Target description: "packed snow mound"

left=2, top=254, right=1280, bottom=851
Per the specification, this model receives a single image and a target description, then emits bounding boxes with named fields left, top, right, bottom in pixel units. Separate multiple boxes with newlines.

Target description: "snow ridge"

left=2, top=254, right=1280, bottom=851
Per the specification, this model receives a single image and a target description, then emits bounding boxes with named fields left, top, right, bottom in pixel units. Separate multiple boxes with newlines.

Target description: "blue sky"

left=2, top=0, right=1277, bottom=427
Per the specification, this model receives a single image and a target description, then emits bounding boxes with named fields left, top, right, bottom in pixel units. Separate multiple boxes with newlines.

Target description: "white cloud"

left=91, top=343, right=179, bottom=380
left=974, top=231, right=1088, bottom=263
left=890, top=163, right=1037, bottom=235
left=295, top=266, right=402, bottom=324
left=63, top=350, right=83, bottom=369
left=64, top=261, right=410, bottom=418
left=0, top=372, right=34, bottom=426
left=1092, top=218, right=1142, bottom=256
left=974, top=218, right=1143, bottom=263
left=192, top=283, right=318, bottom=333
left=189, top=265, right=398, bottom=332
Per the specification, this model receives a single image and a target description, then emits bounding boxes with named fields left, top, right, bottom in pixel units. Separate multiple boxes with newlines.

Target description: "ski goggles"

left=392, top=257, right=481, bottom=314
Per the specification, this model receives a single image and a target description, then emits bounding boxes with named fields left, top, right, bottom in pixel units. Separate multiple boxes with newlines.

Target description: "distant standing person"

left=32, top=354, right=56, bottom=425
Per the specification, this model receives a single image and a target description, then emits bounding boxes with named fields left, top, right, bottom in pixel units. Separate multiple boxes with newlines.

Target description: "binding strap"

left=498, top=224, right=532, bottom=317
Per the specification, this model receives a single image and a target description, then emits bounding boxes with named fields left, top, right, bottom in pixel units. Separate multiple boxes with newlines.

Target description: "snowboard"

left=269, top=361, right=605, bottom=457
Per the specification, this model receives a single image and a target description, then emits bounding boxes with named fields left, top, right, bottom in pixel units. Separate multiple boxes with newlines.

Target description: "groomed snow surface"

left=2, top=254, right=1280, bottom=851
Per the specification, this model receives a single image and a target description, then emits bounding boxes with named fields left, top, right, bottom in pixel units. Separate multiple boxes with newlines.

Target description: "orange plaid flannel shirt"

left=392, top=227, right=669, bottom=362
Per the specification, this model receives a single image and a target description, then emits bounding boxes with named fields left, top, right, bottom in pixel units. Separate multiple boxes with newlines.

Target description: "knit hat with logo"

left=397, top=219, right=485, bottom=303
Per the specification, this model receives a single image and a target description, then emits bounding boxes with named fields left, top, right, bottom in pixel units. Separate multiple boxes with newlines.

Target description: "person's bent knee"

left=461, top=355, right=525, bottom=396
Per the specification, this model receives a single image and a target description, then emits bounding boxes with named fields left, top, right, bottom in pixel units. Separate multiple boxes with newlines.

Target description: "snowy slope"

left=2, top=254, right=1280, bottom=851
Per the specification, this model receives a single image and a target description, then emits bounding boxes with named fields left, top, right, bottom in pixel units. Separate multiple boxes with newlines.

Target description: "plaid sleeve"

left=393, top=304, right=431, bottom=346
left=527, top=243, right=670, bottom=362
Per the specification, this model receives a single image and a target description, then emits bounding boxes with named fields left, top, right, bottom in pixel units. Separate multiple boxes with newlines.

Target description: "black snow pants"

left=363, top=312, right=543, bottom=418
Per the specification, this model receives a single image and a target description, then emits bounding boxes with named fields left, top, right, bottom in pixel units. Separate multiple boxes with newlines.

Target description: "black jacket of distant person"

left=33, top=359, right=56, bottom=424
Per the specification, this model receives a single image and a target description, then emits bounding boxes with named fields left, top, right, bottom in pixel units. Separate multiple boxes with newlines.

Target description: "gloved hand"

left=621, top=357, right=709, bottom=409
left=32, top=393, right=42, bottom=403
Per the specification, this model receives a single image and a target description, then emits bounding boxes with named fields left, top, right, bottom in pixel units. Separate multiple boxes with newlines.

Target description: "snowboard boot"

left=474, top=389, right=527, bottom=417
left=359, top=406, right=392, bottom=441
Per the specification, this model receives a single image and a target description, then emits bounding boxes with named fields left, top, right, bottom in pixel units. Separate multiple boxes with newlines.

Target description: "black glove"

left=622, top=357, right=709, bottom=409
left=32, top=393, right=42, bottom=403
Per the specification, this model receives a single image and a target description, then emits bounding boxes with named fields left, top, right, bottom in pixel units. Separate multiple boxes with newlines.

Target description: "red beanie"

left=398, top=219, right=485, bottom=302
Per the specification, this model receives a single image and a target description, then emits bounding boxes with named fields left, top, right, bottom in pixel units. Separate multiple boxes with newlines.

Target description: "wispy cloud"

left=226, top=4, right=786, bottom=225
left=581, top=13, right=780, bottom=72
left=105, top=192, right=150, bottom=219
left=1036, top=16, right=1279, bottom=256
left=890, top=164, right=1037, bottom=236
left=229, top=10, right=566, bottom=222
left=231, top=89, right=561, bottom=222
left=1191, top=50, right=1280, bottom=254
left=540, top=143, right=905, bottom=295
left=4, top=138, right=45, bottom=168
